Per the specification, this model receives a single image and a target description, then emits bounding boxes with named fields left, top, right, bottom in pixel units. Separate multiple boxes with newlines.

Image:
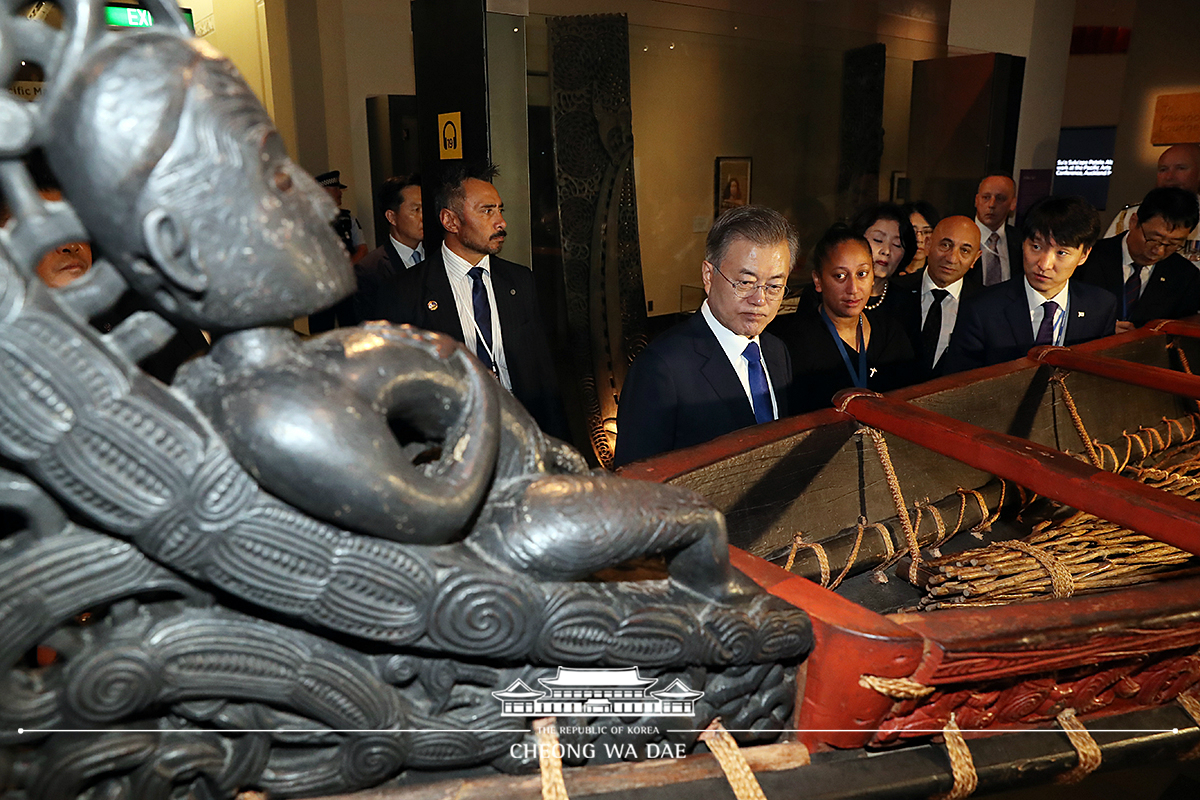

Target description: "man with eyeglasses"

left=1076, top=187, right=1200, bottom=332
left=613, top=205, right=796, bottom=468
left=1106, top=144, right=1200, bottom=267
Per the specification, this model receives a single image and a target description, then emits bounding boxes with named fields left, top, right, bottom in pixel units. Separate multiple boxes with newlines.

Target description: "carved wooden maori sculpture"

left=547, top=13, right=649, bottom=469
left=0, top=3, right=810, bottom=797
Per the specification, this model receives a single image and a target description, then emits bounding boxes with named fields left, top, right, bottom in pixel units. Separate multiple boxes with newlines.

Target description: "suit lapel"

left=488, top=259, right=527, bottom=363
left=387, top=241, right=406, bottom=276
left=759, top=335, right=788, bottom=416
left=1064, top=284, right=1095, bottom=342
left=1092, top=236, right=1125, bottom=298
left=692, top=315, right=756, bottom=425
left=1005, top=224, right=1023, bottom=278
left=1137, top=260, right=1174, bottom=318
left=423, top=254, right=465, bottom=340
left=1005, top=280, right=1035, bottom=350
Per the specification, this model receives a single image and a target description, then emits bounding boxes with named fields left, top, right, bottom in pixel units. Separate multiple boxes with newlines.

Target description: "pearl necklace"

left=864, top=280, right=888, bottom=311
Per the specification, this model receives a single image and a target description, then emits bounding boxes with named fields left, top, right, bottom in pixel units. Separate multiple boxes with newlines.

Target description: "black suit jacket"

left=384, top=248, right=570, bottom=441
left=978, top=222, right=1023, bottom=286
left=353, top=241, right=411, bottom=322
left=891, top=267, right=983, bottom=378
left=1005, top=223, right=1023, bottom=277
left=1073, top=233, right=1200, bottom=326
left=613, top=311, right=792, bottom=468
left=941, top=276, right=1118, bottom=374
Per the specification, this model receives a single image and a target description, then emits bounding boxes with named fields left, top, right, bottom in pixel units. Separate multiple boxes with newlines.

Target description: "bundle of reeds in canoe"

left=915, top=416, right=1200, bottom=609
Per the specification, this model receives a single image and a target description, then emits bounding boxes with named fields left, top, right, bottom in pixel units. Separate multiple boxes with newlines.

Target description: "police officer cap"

left=315, top=170, right=347, bottom=189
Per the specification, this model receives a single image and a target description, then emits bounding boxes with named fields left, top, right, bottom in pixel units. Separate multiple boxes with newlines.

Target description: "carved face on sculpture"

left=45, top=33, right=353, bottom=331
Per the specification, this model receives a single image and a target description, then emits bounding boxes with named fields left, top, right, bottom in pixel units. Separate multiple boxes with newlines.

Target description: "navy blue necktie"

left=468, top=266, right=495, bottom=371
left=743, top=341, right=773, bottom=424
left=1035, top=300, right=1058, bottom=346
left=411, top=249, right=423, bottom=267
left=1123, top=265, right=1140, bottom=320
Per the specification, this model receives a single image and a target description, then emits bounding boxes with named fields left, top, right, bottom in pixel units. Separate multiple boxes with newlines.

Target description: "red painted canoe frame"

left=624, top=323, right=1200, bottom=753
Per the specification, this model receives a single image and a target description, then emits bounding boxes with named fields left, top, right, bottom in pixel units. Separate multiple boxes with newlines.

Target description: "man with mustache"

left=388, top=163, right=569, bottom=440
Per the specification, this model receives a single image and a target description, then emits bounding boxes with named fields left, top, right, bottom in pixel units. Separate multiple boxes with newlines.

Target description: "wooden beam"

left=1147, top=318, right=1200, bottom=338
left=833, top=389, right=1200, bottom=556
left=1030, top=344, right=1200, bottom=398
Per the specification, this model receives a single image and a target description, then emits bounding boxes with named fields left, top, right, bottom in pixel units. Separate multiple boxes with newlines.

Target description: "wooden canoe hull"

left=621, top=323, right=1200, bottom=751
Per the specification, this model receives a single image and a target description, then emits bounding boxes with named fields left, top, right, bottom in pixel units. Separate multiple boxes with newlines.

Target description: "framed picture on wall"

left=890, top=171, right=909, bottom=204
left=714, top=157, right=751, bottom=217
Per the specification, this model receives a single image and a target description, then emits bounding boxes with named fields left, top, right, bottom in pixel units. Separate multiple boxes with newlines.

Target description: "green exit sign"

left=105, top=5, right=195, bottom=31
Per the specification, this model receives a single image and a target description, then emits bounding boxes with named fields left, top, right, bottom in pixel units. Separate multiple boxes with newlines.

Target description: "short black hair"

left=705, top=205, right=799, bottom=269
left=378, top=174, right=421, bottom=216
left=849, top=201, right=917, bottom=272
left=1021, top=195, right=1102, bottom=250
left=435, top=161, right=500, bottom=218
left=1135, top=186, right=1199, bottom=233
left=901, top=200, right=940, bottom=230
left=811, top=222, right=872, bottom=275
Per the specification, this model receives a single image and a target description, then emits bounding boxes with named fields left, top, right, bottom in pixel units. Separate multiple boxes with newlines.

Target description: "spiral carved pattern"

left=428, top=574, right=542, bottom=658
left=699, top=609, right=757, bottom=666
left=64, top=648, right=161, bottom=723
left=339, top=734, right=409, bottom=788
left=0, top=9, right=814, bottom=794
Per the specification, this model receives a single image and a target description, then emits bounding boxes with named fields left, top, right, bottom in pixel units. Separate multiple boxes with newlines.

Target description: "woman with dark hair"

left=900, top=200, right=940, bottom=276
left=770, top=224, right=917, bottom=414
left=720, top=177, right=746, bottom=211
left=849, top=202, right=917, bottom=315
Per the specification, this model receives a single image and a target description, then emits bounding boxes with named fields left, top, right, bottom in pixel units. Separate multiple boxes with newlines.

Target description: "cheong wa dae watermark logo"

left=492, top=666, right=703, bottom=718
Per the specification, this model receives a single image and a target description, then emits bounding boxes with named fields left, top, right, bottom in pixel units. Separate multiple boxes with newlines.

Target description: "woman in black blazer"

left=771, top=225, right=917, bottom=414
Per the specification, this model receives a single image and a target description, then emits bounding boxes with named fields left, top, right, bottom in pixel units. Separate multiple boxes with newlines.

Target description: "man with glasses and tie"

left=1105, top=144, right=1200, bottom=267
left=974, top=174, right=1022, bottom=286
left=388, top=163, right=569, bottom=441
left=943, top=195, right=1117, bottom=374
left=613, top=205, right=796, bottom=468
left=354, top=174, right=425, bottom=322
left=1075, top=187, right=1200, bottom=332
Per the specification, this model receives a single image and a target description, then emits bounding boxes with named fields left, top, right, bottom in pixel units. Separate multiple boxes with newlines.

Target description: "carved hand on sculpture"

left=176, top=324, right=501, bottom=545
left=179, top=320, right=747, bottom=601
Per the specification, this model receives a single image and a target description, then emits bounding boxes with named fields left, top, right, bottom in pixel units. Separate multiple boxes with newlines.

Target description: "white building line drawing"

left=492, top=667, right=704, bottom=717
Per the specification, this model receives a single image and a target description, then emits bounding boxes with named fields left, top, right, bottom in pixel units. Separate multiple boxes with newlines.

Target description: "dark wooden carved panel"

left=547, top=13, right=648, bottom=469
left=837, top=42, right=886, bottom=217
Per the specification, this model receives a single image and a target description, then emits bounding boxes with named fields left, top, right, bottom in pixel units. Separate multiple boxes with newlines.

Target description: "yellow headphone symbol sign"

left=438, top=112, right=462, bottom=160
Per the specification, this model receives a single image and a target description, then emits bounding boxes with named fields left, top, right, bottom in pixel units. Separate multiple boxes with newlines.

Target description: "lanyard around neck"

left=819, top=306, right=868, bottom=388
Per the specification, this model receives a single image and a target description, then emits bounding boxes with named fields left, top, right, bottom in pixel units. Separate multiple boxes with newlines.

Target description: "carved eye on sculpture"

left=274, top=169, right=293, bottom=193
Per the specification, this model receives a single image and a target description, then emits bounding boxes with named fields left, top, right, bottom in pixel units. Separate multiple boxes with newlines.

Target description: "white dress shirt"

left=1120, top=235, right=1154, bottom=299
left=391, top=236, right=425, bottom=268
left=442, top=243, right=512, bottom=392
left=976, top=217, right=1013, bottom=284
left=700, top=300, right=778, bottom=419
left=1023, top=278, right=1070, bottom=346
left=920, top=270, right=965, bottom=365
